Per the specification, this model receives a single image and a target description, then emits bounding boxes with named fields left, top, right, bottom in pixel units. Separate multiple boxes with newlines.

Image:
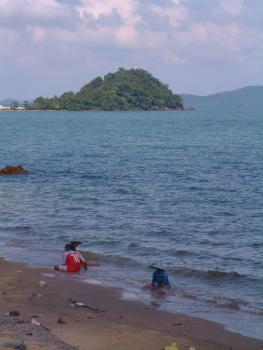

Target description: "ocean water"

left=0, top=107, right=262, bottom=339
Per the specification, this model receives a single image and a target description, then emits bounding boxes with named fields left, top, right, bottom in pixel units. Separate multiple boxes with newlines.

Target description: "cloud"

left=218, top=0, right=245, bottom=16
left=0, top=0, right=77, bottom=30
left=148, top=1, right=189, bottom=30
left=0, top=0, right=262, bottom=97
left=26, top=26, right=46, bottom=43
left=1, top=0, right=261, bottom=57
left=75, top=0, right=145, bottom=48
left=164, top=52, right=187, bottom=65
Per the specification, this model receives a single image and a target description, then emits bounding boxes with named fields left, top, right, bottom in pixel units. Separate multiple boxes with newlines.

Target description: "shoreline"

left=0, top=257, right=262, bottom=350
left=0, top=108, right=192, bottom=112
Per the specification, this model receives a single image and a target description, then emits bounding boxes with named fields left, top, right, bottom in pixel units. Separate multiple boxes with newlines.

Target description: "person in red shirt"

left=54, top=243, right=87, bottom=273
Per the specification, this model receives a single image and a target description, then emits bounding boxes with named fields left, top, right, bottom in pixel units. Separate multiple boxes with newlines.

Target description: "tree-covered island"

left=30, top=68, right=184, bottom=111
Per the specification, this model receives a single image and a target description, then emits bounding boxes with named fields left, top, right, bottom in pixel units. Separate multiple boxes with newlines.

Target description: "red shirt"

left=65, top=251, right=86, bottom=273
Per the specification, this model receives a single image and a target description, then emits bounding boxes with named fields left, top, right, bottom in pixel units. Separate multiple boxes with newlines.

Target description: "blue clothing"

left=152, top=270, right=170, bottom=289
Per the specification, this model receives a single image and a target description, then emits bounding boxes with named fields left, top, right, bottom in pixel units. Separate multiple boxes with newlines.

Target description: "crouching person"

left=54, top=243, right=87, bottom=273
left=146, top=265, right=171, bottom=296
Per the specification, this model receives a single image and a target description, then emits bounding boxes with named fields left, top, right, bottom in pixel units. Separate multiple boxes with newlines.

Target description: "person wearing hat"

left=69, top=241, right=82, bottom=251
left=54, top=241, right=99, bottom=273
left=148, top=265, right=171, bottom=290
left=54, top=243, right=87, bottom=273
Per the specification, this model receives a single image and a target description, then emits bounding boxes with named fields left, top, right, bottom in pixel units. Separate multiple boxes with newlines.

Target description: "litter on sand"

left=31, top=318, right=41, bottom=326
left=39, top=281, right=47, bottom=288
left=68, top=298, right=106, bottom=313
left=165, top=342, right=179, bottom=350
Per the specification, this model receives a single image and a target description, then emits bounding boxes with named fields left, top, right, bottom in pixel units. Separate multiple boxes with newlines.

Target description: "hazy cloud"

left=0, top=0, right=262, bottom=97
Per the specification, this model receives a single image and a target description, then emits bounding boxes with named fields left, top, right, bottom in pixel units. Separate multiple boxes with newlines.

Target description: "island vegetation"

left=30, top=68, right=184, bottom=111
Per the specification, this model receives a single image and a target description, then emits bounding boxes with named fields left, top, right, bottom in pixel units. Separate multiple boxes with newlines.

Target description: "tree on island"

left=23, top=100, right=30, bottom=109
left=30, top=68, right=184, bottom=111
left=10, top=101, right=19, bottom=109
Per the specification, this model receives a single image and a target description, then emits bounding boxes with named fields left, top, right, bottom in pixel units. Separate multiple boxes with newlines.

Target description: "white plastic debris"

left=75, top=302, right=85, bottom=307
left=31, top=318, right=41, bottom=326
left=189, top=347, right=196, bottom=350
left=39, top=280, right=47, bottom=288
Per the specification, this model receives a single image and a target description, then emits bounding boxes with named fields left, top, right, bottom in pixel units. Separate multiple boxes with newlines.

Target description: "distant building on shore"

left=0, top=104, right=25, bottom=111
left=0, top=104, right=11, bottom=110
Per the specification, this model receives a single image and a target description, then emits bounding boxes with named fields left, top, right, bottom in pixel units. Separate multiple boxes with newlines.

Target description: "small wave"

left=128, top=242, right=140, bottom=248
left=0, top=225, right=33, bottom=232
left=170, top=267, right=245, bottom=281
left=223, top=255, right=243, bottom=262
left=180, top=291, right=240, bottom=310
left=121, top=291, right=140, bottom=301
left=179, top=290, right=263, bottom=315
left=80, top=174, right=105, bottom=180
left=216, top=211, right=234, bottom=216
left=65, top=206, right=86, bottom=211
left=94, top=239, right=120, bottom=246
left=249, top=242, right=263, bottom=248
left=79, top=250, right=140, bottom=268
left=102, top=254, right=141, bottom=268
left=240, top=305, right=263, bottom=315
left=57, top=234, right=71, bottom=240
left=175, top=249, right=193, bottom=256
left=166, top=247, right=200, bottom=257
left=79, top=250, right=101, bottom=262
left=115, top=188, right=130, bottom=195
left=188, top=186, right=203, bottom=191
left=206, top=270, right=241, bottom=279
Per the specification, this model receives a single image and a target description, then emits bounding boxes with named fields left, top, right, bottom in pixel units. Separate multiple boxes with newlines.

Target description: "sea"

left=0, top=104, right=262, bottom=340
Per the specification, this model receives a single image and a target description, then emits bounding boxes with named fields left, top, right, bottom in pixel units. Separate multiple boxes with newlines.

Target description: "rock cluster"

left=0, top=165, right=28, bottom=176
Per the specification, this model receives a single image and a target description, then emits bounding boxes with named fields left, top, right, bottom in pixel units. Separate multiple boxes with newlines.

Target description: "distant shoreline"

left=0, top=107, right=194, bottom=112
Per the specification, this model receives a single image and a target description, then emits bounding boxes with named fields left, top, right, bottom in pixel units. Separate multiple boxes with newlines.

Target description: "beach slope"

left=0, top=258, right=261, bottom=350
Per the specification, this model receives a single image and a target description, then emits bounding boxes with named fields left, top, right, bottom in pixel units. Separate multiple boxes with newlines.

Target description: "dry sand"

left=0, top=257, right=262, bottom=350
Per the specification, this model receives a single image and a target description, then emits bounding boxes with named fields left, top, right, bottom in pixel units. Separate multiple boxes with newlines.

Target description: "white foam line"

left=41, top=273, right=55, bottom=278
left=82, top=278, right=102, bottom=285
left=121, top=291, right=140, bottom=301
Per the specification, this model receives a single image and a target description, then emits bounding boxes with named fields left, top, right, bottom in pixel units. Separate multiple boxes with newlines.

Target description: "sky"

left=0, top=0, right=262, bottom=99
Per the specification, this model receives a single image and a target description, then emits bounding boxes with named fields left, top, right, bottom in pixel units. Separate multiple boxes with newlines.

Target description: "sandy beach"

left=0, top=257, right=262, bottom=350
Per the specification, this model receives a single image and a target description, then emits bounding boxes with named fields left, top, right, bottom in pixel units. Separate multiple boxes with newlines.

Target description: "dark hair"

left=70, top=241, right=82, bottom=249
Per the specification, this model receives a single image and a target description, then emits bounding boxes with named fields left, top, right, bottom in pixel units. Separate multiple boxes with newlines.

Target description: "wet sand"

left=0, top=257, right=262, bottom=350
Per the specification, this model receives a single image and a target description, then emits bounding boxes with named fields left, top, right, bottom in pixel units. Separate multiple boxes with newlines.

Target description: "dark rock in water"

left=8, top=310, right=20, bottom=317
left=0, top=165, right=28, bottom=176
